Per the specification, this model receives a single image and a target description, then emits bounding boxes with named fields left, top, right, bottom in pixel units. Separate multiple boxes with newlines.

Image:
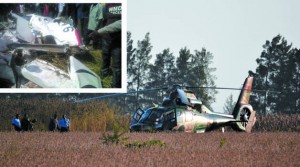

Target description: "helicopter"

left=76, top=71, right=257, bottom=133
left=129, top=71, right=256, bottom=133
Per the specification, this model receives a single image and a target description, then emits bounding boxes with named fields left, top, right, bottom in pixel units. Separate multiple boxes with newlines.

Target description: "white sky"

left=128, top=0, right=300, bottom=112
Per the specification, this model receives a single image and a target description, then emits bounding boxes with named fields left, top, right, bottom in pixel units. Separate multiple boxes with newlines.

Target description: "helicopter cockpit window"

left=148, top=110, right=162, bottom=122
left=133, top=109, right=144, bottom=121
left=139, top=109, right=151, bottom=122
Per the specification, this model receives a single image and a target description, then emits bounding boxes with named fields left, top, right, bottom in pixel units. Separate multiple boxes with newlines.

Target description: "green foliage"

left=100, top=121, right=166, bottom=149
left=127, top=31, right=136, bottom=90
left=219, top=137, right=227, bottom=148
left=130, top=32, right=153, bottom=91
left=125, top=139, right=166, bottom=148
left=252, top=35, right=300, bottom=115
left=189, top=48, right=217, bottom=109
left=178, top=125, right=185, bottom=132
left=147, top=48, right=177, bottom=88
left=223, top=94, right=236, bottom=114
left=101, top=121, right=128, bottom=145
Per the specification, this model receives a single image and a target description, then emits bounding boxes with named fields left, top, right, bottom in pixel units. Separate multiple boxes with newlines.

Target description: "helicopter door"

left=184, top=111, right=194, bottom=132
left=132, top=108, right=144, bottom=123
left=162, top=109, right=177, bottom=130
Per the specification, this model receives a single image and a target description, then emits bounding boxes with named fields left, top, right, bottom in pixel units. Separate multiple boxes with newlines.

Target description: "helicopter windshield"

left=139, top=109, right=151, bottom=122
left=140, top=108, right=163, bottom=123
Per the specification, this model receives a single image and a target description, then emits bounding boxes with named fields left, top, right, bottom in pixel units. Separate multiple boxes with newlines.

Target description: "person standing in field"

left=21, top=113, right=36, bottom=131
left=12, top=114, right=22, bottom=132
left=49, top=113, right=58, bottom=131
left=58, top=114, right=70, bottom=132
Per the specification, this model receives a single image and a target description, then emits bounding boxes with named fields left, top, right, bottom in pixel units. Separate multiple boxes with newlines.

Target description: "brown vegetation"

left=0, top=132, right=299, bottom=167
left=253, top=114, right=300, bottom=132
left=0, top=98, right=299, bottom=132
left=0, top=98, right=128, bottom=132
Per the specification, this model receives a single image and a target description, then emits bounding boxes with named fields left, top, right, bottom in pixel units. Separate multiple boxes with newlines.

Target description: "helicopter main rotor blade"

left=186, top=86, right=281, bottom=93
left=75, top=87, right=166, bottom=103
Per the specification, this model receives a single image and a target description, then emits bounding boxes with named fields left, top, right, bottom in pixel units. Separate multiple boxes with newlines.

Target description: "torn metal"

left=0, top=13, right=102, bottom=88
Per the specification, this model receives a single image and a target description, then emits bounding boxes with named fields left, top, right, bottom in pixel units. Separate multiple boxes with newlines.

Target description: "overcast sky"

left=128, top=0, right=300, bottom=112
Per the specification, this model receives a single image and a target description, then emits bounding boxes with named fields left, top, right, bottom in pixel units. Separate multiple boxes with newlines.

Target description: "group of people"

left=48, top=114, right=70, bottom=132
left=11, top=113, right=70, bottom=132
left=11, top=113, right=36, bottom=132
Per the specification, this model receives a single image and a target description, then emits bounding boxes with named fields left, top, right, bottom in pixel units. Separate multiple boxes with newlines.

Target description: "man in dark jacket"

left=90, top=3, right=122, bottom=88
left=21, top=113, right=36, bottom=131
left=49, top=113, right=58, bottom=131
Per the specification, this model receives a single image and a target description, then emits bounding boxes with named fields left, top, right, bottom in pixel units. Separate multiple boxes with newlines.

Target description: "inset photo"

left=0, top=2, right=126, bottom=92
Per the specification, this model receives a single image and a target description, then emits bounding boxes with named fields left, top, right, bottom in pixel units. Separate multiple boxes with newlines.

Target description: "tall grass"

left=0, top=97, right=299, bottom=132
left=72, top=101, right=130, bottom=132
left=0, top=98, right=129, bottom=132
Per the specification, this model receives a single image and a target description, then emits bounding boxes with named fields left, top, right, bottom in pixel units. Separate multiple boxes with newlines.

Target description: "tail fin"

left=231, top=72, right=256, bottom=132
left=232, top=72, right=254, bottom=119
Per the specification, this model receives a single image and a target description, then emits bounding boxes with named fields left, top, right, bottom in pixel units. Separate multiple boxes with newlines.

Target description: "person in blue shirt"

left=12, top=114, right=22, bottom=132
left=58, top=114, right=70, bottom=132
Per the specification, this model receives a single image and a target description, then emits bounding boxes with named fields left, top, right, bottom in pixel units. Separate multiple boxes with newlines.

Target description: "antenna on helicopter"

left=248, top=70, right=255, bottom=77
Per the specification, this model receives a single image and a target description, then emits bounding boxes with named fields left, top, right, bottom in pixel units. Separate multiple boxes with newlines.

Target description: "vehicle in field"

left=129, top=72, right=256, bottom=133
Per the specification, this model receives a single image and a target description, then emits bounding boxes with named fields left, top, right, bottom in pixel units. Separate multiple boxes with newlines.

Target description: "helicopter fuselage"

left=130, top=105, right=238, bottom=133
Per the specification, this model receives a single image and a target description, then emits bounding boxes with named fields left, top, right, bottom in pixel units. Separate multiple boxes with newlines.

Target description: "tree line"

left=251, top=35, right=300, bottom=115
left=127, top=32, right=217, bottom=111
left=127, top=32, right=299, bottom=115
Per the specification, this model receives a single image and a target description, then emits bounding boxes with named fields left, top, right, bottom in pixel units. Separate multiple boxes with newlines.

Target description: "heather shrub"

left=125, top=139, right=166, bottom=148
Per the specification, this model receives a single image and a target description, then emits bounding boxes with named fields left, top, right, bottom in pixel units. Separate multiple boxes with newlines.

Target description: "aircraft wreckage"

left=0, top=12, right=102, bottom=88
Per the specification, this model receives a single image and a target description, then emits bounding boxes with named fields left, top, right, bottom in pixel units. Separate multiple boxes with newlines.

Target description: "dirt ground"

left=0, top=132, right=299, bottom=167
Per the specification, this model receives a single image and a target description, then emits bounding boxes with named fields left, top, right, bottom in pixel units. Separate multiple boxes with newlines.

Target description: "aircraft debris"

left=0, top=12, right=102, bottom=88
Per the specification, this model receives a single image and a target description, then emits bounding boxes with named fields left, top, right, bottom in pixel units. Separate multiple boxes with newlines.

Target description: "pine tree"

left=127, top=31, right=136, bottom=91
left=252, top=35, right=299, bottom=114
left=189, top=48, right=217, bottom=109
left=147, top=48, right=176, bottom=88
left=134, top=32, right=152, bottom=91
left=175, top=47, right=192, bottom=85
left=223, top=94, right=236, bottom=114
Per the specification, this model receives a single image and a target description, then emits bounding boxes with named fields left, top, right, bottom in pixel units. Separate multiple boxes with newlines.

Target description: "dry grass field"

left=0, top=132, right=299, bottom=167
